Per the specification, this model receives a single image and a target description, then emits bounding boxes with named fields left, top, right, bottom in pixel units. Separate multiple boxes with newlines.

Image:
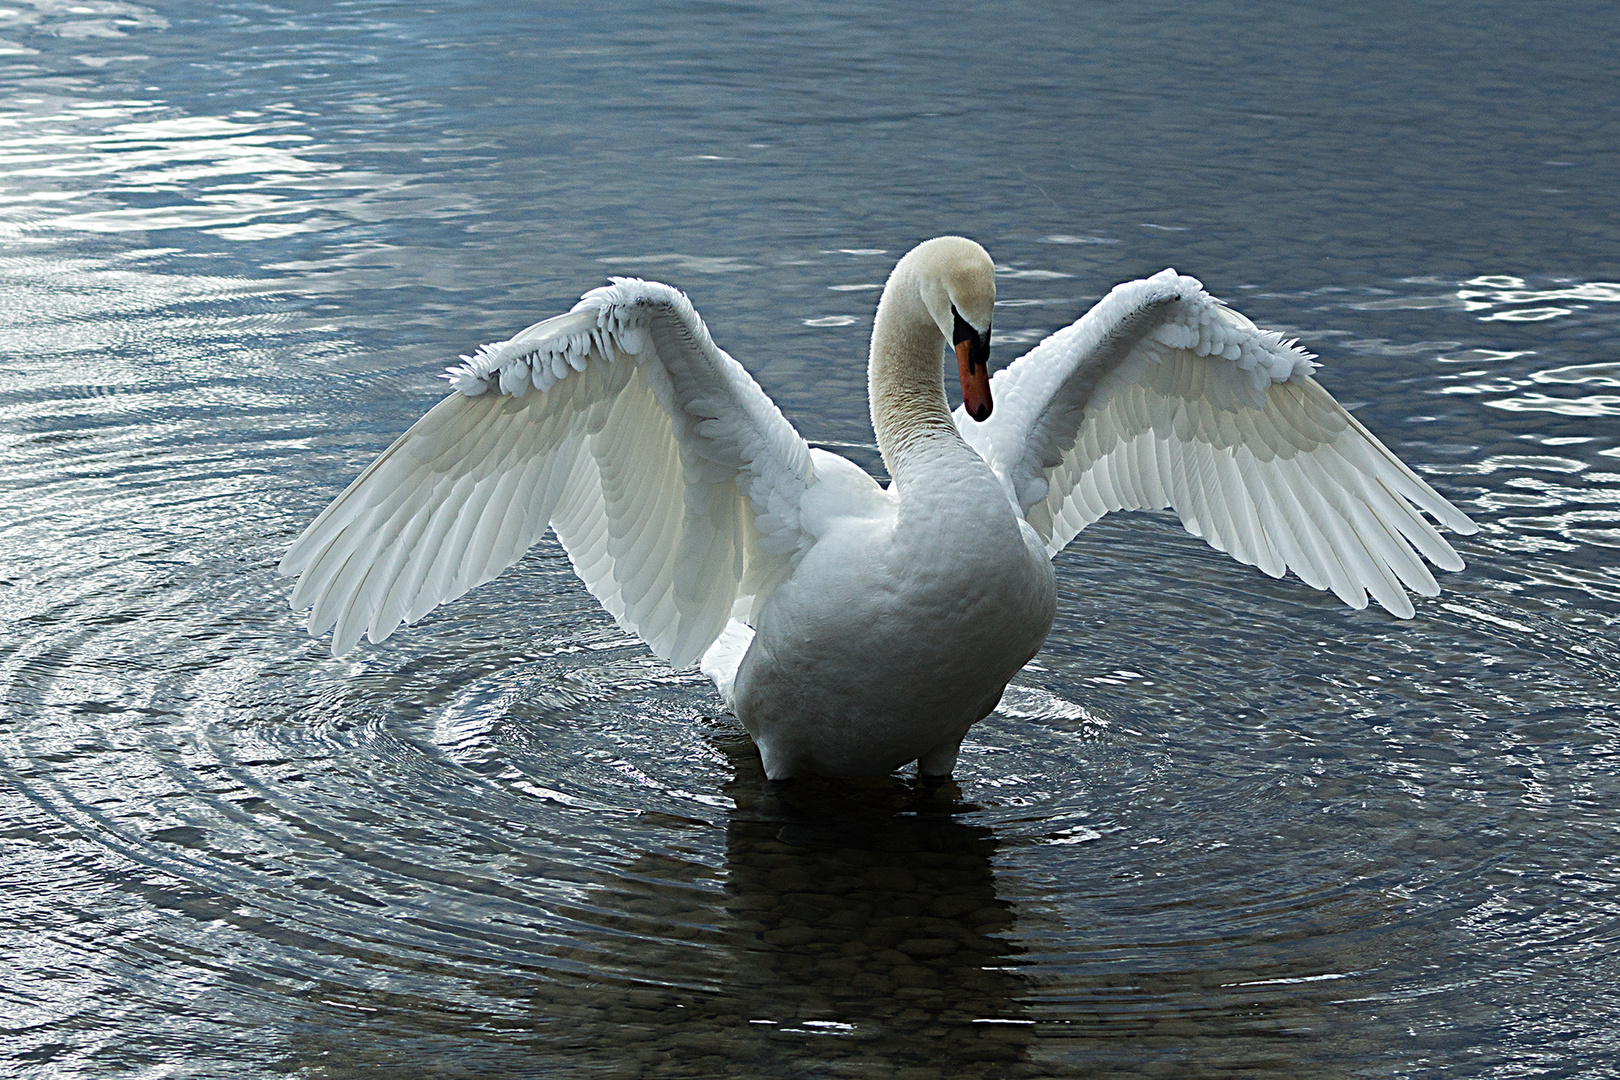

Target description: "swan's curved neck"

left=869, top=266, right=962, bottom=481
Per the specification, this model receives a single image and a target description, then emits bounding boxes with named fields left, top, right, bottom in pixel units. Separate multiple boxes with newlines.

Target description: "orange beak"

left=957, top=338, right=992, bottom=422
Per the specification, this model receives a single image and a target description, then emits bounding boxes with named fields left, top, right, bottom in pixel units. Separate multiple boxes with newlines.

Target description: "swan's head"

left=905, top=236, right=996, bottom=422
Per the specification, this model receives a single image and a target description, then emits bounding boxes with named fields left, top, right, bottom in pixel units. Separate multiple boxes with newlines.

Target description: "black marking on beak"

left=953, top=304, right=994, bottom=422
left=951, top=305, right=991, bottom=374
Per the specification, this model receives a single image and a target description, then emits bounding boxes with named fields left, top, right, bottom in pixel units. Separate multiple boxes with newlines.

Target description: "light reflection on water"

left=3, top=0, right=1620, bottom=1076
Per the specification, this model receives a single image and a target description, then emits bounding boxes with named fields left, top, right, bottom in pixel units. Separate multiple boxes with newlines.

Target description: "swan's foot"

left=917, top=737, right=963, bottom=779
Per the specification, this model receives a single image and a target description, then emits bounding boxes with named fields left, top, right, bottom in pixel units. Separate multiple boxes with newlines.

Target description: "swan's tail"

left=698, top=619, right=754, bottom=708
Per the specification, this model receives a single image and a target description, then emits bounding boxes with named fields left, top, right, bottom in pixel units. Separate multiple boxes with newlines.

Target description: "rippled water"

left=4, top=1, right=1620, bottom=1076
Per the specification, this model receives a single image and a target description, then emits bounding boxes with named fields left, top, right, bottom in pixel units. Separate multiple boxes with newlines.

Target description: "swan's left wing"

left=279, top=278, right=815, bottom=661
left=956, top=269, right=1477, bottom=617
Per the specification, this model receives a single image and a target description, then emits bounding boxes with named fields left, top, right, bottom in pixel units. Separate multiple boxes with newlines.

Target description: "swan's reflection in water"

left=286, top=728, right=1032, bottom=1078
left=713, top=732, right=1033, bottom=1077
left=536, top=731, right=1035, bottom=1078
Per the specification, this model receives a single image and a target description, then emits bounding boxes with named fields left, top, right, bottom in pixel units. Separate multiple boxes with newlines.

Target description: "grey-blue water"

left=3, top=1, right=1618, bottom=1076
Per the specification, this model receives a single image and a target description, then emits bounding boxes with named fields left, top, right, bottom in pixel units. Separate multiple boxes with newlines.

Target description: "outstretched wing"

left=280, top=278, right=815, bottom=661
left=956, top=269, right=1477, bottom=617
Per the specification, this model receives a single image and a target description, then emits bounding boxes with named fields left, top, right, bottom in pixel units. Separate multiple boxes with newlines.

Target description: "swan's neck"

left=869, top=273, right=964, bottom=482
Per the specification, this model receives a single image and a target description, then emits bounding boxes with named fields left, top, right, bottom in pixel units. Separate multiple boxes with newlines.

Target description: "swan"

left=280, top=237, right=1477, bottom=779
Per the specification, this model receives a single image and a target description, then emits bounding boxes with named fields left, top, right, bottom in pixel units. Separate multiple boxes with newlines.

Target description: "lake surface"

left=3, top=1, right=1619, bottom=1076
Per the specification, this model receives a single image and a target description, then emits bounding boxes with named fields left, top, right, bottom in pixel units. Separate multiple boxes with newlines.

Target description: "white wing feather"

left=957, top=269, right=1477, bottom=617
left=280, top=278, right=815, bottom=660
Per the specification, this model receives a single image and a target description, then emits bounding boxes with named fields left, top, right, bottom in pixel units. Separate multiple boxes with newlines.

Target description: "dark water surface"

left=4, top=1, right=1620, bottom=1076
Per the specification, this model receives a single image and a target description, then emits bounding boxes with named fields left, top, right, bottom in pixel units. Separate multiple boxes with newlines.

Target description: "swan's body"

left=731, top=430, right=1055, bottom=779
left=281, top=237, right=1475, bottom=779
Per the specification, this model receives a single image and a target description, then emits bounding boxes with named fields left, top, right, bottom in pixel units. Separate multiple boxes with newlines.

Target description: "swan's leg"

left=917, top=736, right=963, bottom=779
left=920, top=689, right=1003, bottom=778
left=756, top=738, right=797, bottom=782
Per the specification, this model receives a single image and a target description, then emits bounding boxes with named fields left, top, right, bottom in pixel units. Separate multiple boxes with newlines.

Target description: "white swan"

left=280, top=237, right=1476, bottom=779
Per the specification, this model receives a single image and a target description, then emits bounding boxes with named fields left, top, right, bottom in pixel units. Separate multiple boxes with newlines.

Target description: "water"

left=3, top=1, right=1619, bottom=1075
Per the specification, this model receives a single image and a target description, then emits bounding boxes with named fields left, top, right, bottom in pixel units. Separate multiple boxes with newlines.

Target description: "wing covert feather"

left=956, top=269, right=1476, bottom=617
left=280, top=279, right=816, bottom=659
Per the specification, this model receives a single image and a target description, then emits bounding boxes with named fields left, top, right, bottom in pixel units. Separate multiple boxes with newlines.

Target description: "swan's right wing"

left=958, top=270, right=1477, bottom=617
left=279, top=278, right=815, bottom=662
